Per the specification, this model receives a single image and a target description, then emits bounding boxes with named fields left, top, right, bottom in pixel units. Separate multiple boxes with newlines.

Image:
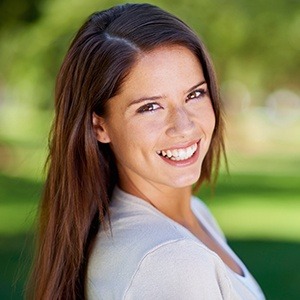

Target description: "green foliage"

left=0, top=0, right=42, bottom=29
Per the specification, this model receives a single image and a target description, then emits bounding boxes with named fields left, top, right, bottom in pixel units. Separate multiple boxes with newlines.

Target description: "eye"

left=137, top=102, right=161, bottom=113
left=187, top=89, right=207, bottom=101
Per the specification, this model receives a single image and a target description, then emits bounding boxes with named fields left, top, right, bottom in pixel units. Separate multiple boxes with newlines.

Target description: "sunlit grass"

left=211, top=199, right=300, bottom=241
left=198, top=154, right=300, bottom=242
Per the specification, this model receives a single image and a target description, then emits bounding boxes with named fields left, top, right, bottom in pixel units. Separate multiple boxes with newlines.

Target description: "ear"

left=92, top=112, right=111, bottom=143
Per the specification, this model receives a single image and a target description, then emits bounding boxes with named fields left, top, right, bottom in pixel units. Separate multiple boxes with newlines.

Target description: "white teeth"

left=156, top=143, right=198, bottom=161
left=172, top=149, right=178, bottom=157
left=178, top=149, right=184, bottom=157
left=166, top=150, right=172, bottom=158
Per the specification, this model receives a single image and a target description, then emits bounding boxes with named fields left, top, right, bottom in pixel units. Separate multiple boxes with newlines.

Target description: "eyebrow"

left=127, top=80, right=207, bottom=108
left=187, top=80, right=206, bottom=93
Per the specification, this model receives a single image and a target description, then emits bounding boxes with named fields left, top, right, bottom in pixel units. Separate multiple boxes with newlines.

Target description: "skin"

left=93, top=45, right=243, bottom=276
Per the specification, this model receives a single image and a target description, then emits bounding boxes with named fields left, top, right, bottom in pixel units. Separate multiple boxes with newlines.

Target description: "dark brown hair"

left=27, top=3, right=225, bottom=299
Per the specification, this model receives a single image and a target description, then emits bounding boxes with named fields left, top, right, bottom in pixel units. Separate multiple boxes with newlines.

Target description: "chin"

left=168, top=172, right=201, bottom=189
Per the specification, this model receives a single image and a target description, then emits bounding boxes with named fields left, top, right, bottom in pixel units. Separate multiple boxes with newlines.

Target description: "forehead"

left=118, top=45, right=204, bottom=94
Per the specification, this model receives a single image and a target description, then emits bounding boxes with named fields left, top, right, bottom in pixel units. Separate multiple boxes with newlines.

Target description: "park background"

left=0, top=0, right=299, bottom=298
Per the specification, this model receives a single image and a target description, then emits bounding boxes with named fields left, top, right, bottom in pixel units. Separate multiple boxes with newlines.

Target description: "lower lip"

left=159, top=141, right=201, bottom=167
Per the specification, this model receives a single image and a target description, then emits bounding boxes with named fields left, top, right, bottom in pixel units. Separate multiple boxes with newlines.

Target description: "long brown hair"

left=27, top=3, right=225, bottom=299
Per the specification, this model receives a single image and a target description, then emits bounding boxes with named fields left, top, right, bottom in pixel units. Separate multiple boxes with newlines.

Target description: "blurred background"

left=0, top=0, right=299, bottom=299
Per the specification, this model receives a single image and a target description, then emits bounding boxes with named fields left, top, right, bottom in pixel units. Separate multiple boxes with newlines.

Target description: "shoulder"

left=86, top=194, right=192, bottom=298
left=124, top=239, right=233, bottom=299
left=89, top=196, right=190, bottom=267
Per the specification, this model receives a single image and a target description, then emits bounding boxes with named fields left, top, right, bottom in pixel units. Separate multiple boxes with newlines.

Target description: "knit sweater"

left=86, top=187, right=265, bottom=299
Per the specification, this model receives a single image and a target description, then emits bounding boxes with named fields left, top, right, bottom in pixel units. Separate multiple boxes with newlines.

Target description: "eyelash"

left=137, top=103, right=161, bottom=113
left=136, top=88, right=208, bottom=114
left=186, top=88, right=207, bottom=101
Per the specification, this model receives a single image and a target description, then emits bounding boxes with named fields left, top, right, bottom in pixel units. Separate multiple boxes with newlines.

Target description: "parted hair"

left=27, top=3, right=225, bottom=299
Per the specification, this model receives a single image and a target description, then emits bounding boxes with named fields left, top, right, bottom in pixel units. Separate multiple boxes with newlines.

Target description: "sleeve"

left=124, top=239, right=234, bottom=300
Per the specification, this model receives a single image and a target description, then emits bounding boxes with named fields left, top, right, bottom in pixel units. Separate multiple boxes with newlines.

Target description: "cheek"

left=108, top=119, right=160, bottom=158
left=208, top=110, right=216, bottom=135
left=127, top=116, right=165, bottom=141
left=204, top=102, right=216, bottom=133
left=194, top=104, right=216, bottom=136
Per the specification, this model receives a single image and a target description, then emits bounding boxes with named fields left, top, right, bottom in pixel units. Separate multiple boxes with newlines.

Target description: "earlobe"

left=92, top=113, right=111, bottom=143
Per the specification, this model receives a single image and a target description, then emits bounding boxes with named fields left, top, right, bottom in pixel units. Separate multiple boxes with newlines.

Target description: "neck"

left=118, top=176, right=195, bottom=226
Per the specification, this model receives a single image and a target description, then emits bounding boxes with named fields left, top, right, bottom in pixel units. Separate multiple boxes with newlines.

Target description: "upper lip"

left=157, top=139, right=200, bottom=152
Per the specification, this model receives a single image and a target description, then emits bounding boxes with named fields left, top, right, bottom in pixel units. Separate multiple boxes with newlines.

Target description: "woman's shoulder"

left=122, top=238, right=233, bottom=299
left=91, top=188, right=223, bottom=267
left=87, top=234, right=231, bottom=299
left=90, top=189, right=193, bottom=265
left=102, top=186, right=196, bottom=247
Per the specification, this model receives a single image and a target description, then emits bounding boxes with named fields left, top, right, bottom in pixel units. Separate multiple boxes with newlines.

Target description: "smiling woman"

left=27, top=3, right=265, bottom=300
left=93, top=45, right=215, bottom=191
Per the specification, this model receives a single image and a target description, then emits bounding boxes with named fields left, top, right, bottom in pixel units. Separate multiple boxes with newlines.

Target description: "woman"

left=28, top=3, right=265, bottom=299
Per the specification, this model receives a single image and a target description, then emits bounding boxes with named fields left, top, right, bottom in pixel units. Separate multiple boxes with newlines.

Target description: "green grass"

left=0, top=153, right=300, bottom=299
left=199, top=171, right=300, bottom=242
left=0, top=175, right=40, bottom=299
left=229, top=240, right=300, bottom=300
left=0, top=175, right=41, bottom=235
left=0, top=233, right=33, bottom=299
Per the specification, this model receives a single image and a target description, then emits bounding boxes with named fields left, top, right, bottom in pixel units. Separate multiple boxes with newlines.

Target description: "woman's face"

left=94, top=45, right=215, bottom=191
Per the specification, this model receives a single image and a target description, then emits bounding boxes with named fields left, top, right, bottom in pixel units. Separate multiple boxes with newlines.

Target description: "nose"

left=165, top=106, right=195, bottom=138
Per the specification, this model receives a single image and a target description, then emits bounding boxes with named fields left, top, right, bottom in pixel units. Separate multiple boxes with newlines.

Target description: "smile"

left=156, top=143, right=198, bottom=161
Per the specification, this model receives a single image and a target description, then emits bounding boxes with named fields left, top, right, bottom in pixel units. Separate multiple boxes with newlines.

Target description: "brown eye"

left=137, top=103, right=161, bottom=113
left=187, top=89, right=207, bottom=101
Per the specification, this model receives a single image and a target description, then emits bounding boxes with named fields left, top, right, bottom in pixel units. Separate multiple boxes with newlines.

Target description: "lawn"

left=0, top=152, right=299, bottom=299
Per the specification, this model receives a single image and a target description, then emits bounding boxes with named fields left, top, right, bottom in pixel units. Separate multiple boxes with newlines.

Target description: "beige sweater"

left=86, top=187, right=265, bottom=299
